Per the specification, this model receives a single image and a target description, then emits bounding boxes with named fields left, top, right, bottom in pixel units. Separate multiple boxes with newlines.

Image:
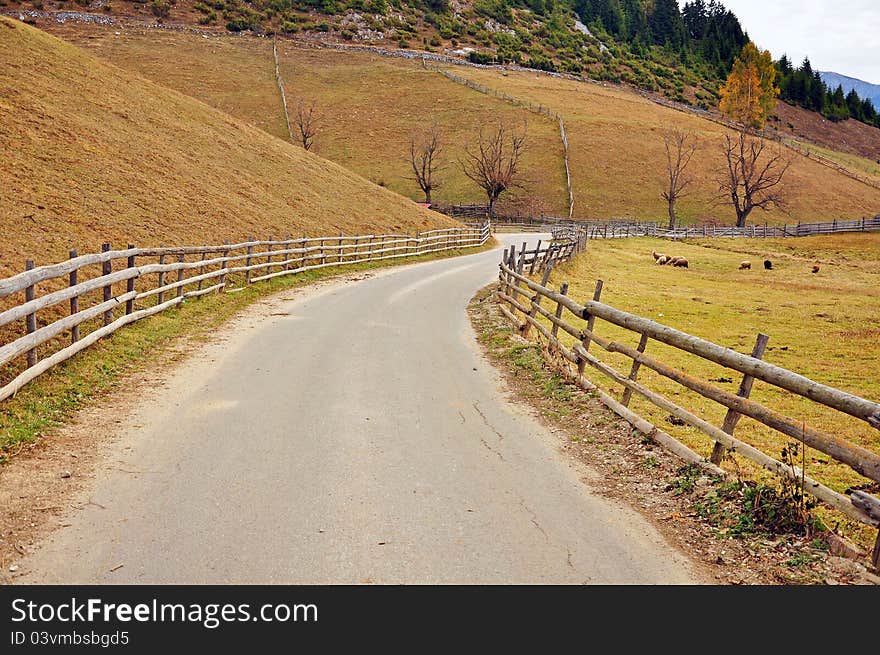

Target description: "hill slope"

left=0, top=17, right=455, bottom=278
left=44, top=23, right=880, bottom=224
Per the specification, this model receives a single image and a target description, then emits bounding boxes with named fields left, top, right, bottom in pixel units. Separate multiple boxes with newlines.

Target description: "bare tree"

left=718, top=128, right=792, bottom=227
left=294, top=99, right=319, bottom=151
left=460, top=121, right=526, bottom=218
left=661, top=129, right=697, bottom=230
left=408, top=125, right=444, bottom=204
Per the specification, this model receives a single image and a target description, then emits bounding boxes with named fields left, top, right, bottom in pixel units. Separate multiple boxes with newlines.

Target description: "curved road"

left=20, top=235, right=700, bottom=584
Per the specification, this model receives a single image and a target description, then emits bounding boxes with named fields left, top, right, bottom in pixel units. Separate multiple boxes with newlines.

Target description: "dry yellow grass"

left=45, top=23, right=880, bottom=224
left=41, top=24, right=570, bottom=214
left=531, top=234, right=880, bottom=545
left=0, top=18, right=457, bottom=280
left=450, top=66, right=880, bottom=224
left=276, top=46, right=569, bottom=212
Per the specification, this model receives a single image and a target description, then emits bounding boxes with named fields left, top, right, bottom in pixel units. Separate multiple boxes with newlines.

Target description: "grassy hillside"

left=43, top=24, right=569, bottom=213
left=0, top=17, right=456, bottom=281
left=34, top=22, right=880, bottom=224
left=449, top=65, right=880, bottom=222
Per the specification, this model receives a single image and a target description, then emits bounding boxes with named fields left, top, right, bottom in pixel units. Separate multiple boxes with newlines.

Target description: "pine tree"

left=648, top=0, right=685, bottom=50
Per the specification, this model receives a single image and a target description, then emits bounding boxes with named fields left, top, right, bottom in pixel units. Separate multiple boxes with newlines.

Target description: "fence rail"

left=440, top=206, right=880, bottom=240
left=0, top=223, right=490, bottom=403
left=496, top=247, right=880, bottom=567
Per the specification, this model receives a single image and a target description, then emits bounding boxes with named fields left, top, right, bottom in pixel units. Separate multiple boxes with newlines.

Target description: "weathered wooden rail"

left=0, top=223, right=490, bottom=403
left=496, top=247, right=880, bottom=567
left=442, top=206, right=880, bottom=240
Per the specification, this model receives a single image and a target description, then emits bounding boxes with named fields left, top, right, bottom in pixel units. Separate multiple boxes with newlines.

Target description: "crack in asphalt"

left=472, top=401, right=505, bottom=442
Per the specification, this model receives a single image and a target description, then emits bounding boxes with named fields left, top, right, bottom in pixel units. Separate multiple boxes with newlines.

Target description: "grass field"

left=0, top=18, right=456, bottom=282
left=43, top=24, right=880, bottom=225
left=444, top=66, right=880, bottom=224
left=44, top=24, right=569, bottom=214
left=530, top=234, right=880, bottom=546
left=785, top=139, right=880, bottom=185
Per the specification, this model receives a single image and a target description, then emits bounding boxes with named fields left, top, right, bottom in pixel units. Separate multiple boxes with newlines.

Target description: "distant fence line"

left=441, top=206, right=880, bottom=239
left=496, top=246, right=880, bottom=567
left=272, top=35, right=295, bottom=146
left=0, top=223, right=490, bottom=403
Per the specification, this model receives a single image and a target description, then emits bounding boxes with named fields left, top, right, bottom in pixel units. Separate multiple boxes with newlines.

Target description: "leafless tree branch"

left=717, top=128, right=791, bottom=227
left=459, top=121, right=527, bottom=218
left=661, top=129, right=697, bottom=229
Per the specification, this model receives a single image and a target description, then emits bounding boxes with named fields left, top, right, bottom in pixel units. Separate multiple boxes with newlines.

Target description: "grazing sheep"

left=739, top=261, right=751, bottom=270
left=666, top=256, right=684, bottom=266
left=672, top=257, right=689, bottom=268
left=764, top=259, right=773, bottom=270
left=652, top=250, right=666, bottom=262
left=656, top=255, right=669, bottom=265
left=812, top=264, right=820, bottom=273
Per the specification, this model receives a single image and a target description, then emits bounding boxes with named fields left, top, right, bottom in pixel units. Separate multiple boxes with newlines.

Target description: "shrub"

left=150, top=0, right=171, bottom=18
left=467, top=50, right=495, bottom=65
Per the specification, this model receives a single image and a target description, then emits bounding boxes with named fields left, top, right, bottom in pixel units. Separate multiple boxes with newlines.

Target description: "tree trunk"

left=488, top=196, right=496, bottom=219
left=667, top=200, right=676, bottom=230
left=736, top=206, right=750, bottom=228
left=424, top=188, right=432, bottom=204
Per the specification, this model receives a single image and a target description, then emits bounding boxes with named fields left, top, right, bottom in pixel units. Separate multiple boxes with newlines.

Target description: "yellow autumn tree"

left=719, top=42, right=779, bottom=129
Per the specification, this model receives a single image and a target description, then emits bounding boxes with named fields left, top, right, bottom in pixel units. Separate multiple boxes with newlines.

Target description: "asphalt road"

left=19, top=234, right=700, bottom=584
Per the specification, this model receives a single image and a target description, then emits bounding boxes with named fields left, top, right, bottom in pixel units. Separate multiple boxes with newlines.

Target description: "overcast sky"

left=691, top=1, right=880, bottom=83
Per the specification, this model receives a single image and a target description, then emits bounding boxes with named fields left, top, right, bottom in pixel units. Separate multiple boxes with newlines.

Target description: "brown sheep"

left=672, top=257, right=689, bottom=268
left=652, top=250, right=666, bottom=262
left=812, top=264, right=820, bottom=273
left=666, top=256, right=684, bottom=266
left=656, top=255, right=669, bottom=265
left=739, top=261, right=751, bottom=270
left=764, top=259, right=773, bottom=270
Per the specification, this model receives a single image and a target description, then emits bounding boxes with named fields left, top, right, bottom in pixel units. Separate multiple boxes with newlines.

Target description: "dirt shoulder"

left=468, top=284, right=880, bottom=585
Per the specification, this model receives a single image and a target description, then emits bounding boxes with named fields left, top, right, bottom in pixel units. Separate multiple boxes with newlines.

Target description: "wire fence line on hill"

left=496, top=243, right=880, bottom=567
left=272, top=35, right=296, bottom=146
left=432, top=67, right=575, bottom=219
left=0, top=223, right=490, bottom=404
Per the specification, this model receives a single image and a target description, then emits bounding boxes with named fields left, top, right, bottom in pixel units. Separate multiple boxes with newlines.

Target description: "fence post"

left=338, top=232, right=344, bottom=264
left=284, top=234, right=292, bottom=272
left=196, top=247, right=207, bottom=292
left=245, top=237, right=254, bottom=284
left=265, top=236, right=274, bottom=276
left=300, top=233, right=307, bottom=270
left=68, top=249, right=79, bottom=344
left=709, top=333, right=771, bottom=465
left=522, top=263, right=553, bottom=338
left=176, top=253, right=185, bottom=298
left=219, top=242, right=229, bottom=291
left=157, top=248, right=166, bottom=305
left=101, top=243, right=113, bottom=326
left=581, top=279, right=604, bottom=355
left=320, top=238, right=326, bottom=266
left=620, top=333, right=649, bottom=407
left=550, top=282, right=569, bottom=341
left=529, top=240, right=542, bottom=274
left=126, top=244, right=136, bottom=314
left=24, top=259, right=37, bottom=368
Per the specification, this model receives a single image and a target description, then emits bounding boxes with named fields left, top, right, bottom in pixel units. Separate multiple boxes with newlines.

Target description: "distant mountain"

left=819, top=72, right=880, bottom=109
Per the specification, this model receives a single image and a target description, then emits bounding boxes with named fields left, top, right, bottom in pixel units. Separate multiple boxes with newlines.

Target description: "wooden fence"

left=0, top=223, right=490, bottom=403
left=496, top=246, right=880, bottom=566
left=442, top=207, right=880, bottom=240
